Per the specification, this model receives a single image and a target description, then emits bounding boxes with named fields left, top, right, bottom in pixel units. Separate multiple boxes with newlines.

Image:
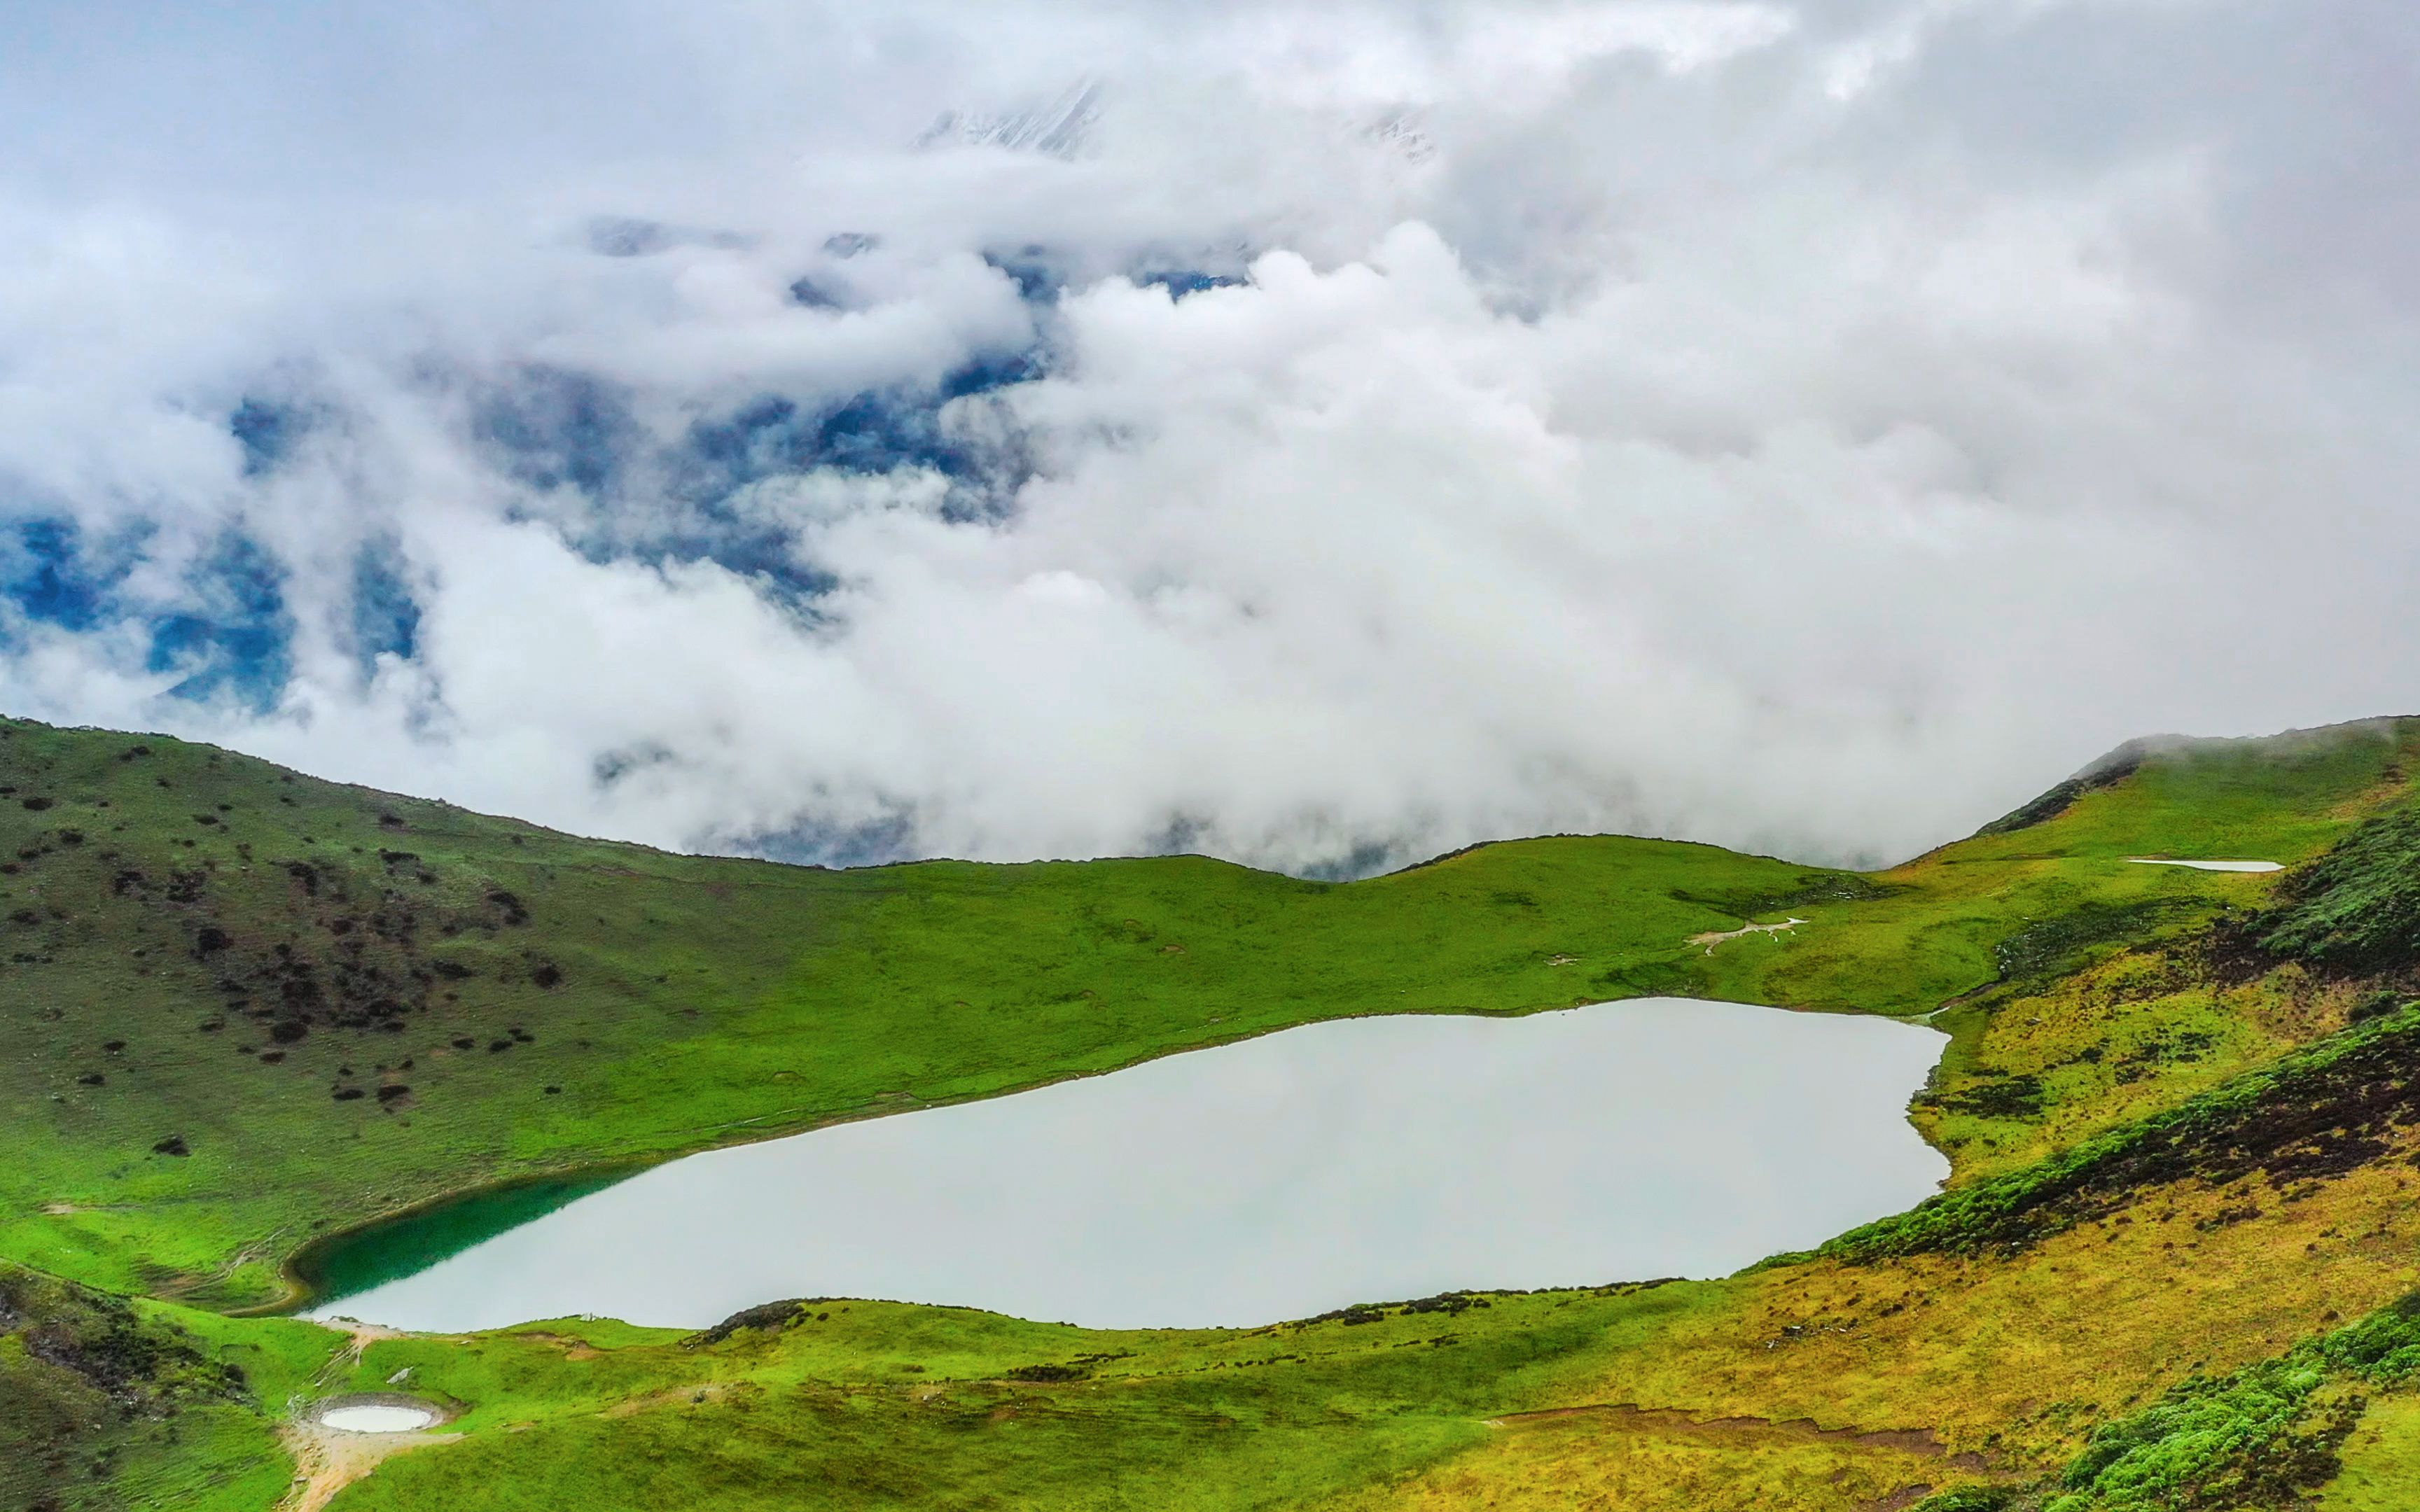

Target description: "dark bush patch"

left=377, top=812, right=405, bottom=829
left=375, top=1085, right=410, bottom=1102
left=76, top=1072, right=104, bottom=1086
left=2111, top=1029, right=2221, bottom=1084
left=2241, top=805, right=2420, bottom=974
left=530, top=963, right=563, bottom=988
left=1004, top=1362, right=1090, bottom=1382
left=688, top=1300, right=805, bottom=1345
left=151, top=1136, right=188, bottom=1156
left=193, top=927, right=230, bottom=956
left=1926, top=1072, right=2047, bottom=1120
left=1398, top=1292, right=1482, bottom=1315
left=102, top=1040, right=123, bottom=1053
left=258, top=1051, right=284, bottom=1064
left=1992, top=901, right=2191, bottom=988
left=1671, top=871, right=1900, bottom=919
left=20, top=796, right=51, bottom=811
left=1589, top=958, right=1697, bottom=1000
left=331, top=1087, right=365, bottom=1101
left=2350, top=990, right=2404, bottom=1024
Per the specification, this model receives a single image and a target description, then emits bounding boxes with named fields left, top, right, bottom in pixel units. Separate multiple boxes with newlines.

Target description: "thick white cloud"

left=1, top=0, right=2416, bottom=873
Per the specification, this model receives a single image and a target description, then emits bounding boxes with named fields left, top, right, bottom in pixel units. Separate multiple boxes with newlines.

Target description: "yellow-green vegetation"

left=10, top=711, right=2420, bottom=1511
left=2322, top=1393, right=2420, bottom=1511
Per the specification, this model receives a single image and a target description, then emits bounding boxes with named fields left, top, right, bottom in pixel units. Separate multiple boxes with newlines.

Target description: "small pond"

left=310, top=997, right=1947, bottom=1333
left=319, top=1404, right=436, bottom=1433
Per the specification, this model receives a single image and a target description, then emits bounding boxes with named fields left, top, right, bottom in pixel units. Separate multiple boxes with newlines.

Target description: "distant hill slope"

left=1973, top=718, right=2415, bottom=839
left=2, top=713, right=2414, bottom=1312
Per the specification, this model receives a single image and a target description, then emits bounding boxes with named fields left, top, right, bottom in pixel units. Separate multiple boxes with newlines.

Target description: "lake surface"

left=312, top=997, right=1947, bottom=1334
left=2126, top=858, right=2283, bottom=872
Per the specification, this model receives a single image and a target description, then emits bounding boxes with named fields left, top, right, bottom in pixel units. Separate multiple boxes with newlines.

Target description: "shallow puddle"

left=312, top=997, right=1947, bottom=1333
left=2125, top=858, right=2283, bottom=872
left=319, top=1404, right=436, bottom=1433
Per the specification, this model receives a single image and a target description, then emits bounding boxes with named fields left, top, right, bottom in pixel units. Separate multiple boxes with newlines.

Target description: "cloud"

left=1, top=0, right=2416, bottom=874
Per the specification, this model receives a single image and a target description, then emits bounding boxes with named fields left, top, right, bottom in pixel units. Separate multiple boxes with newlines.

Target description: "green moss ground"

left=2322, top=1393, right=2420, bottom=1510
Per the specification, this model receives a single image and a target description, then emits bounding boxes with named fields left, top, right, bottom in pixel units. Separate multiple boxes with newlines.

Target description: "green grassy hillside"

left=8, top=711, right=2420, bottom=1511
left=8, top=714, right=2407, bottom=1311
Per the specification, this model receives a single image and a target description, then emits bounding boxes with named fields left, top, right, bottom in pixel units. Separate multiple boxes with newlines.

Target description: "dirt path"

left=1688, top=918, right=1808, bottom=954
left=278, top=1422, right=458, bottom=1512
left=302, top=1318, right=408, bottom=1387
left=272, top=1324, right=452, bottom=1511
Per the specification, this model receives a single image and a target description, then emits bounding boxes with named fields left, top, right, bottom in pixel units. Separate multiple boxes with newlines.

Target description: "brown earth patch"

left=1488, top=1401, right=1973, bottom=1467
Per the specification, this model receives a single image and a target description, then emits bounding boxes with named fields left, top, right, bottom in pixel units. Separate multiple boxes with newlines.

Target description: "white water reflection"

left=2125, top=858, right=2283, bottom=872
left=317, top=998, right=1947, bottom=1333
left=319, top=1405, right=436, bottom=1433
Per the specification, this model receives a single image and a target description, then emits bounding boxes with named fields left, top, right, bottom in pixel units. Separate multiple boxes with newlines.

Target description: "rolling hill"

left=7, top=711, right=2420, bottom=1511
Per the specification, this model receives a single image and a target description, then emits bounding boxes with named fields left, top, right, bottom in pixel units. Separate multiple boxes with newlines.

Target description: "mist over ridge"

left=3, top=0, right=2416, bottom=876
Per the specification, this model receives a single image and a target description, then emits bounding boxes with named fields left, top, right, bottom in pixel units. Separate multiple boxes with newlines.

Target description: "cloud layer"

left=3, top=0, right=2416, bottom=872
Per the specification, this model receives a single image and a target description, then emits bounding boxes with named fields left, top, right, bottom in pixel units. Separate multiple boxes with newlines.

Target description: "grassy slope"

left=0, top=715, right=1840, bottom=1306
left=0, top=1266, right=337, bottom=1512
left=2326, top=1394, right=2420, bottom=1510
left=10, top=713, right=2420, bottom=1511
left=8, top=715, right=2407, bottom=1310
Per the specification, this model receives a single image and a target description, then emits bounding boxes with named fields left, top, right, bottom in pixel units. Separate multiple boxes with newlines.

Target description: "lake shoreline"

left=312, top=997, right=1949, bottom=1336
